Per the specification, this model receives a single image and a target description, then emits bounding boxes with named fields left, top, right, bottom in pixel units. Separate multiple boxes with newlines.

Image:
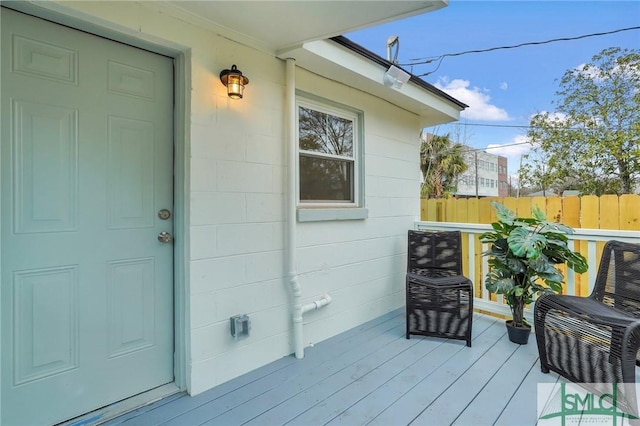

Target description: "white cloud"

left=500, top=82, right=508, bottom=91
left=575, top=63, right=601, bottom=81
left=574, top=62, right=640, bottom=83
left=435, top=77, right=510, bottom=121
left=486, top=134, right=534, bottom=175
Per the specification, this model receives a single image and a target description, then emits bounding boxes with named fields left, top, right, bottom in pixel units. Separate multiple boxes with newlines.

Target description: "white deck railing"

left=415, top=221, right=640, bottom=322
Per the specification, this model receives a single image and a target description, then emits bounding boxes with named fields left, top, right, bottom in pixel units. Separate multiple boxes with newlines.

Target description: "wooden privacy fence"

left=417, top=195, right=640, bottom=320
left=421, top=194, right=640, bottom=231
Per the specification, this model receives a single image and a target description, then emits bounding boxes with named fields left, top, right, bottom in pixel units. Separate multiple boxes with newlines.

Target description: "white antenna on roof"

left=386, top=35, right=399, bottom=64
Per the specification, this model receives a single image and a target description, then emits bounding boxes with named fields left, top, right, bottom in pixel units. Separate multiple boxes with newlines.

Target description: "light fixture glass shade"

left=220, top=65, right=249, bottom=99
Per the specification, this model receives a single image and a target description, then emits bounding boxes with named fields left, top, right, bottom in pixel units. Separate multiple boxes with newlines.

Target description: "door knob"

left=158, top=231, right=173, bottom=243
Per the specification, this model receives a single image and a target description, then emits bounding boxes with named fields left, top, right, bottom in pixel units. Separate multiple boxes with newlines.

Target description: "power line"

left=401, top=26, right=640, bottom=76
left=422, top=134, right=536, bottom=153
left=477, top=141, right=532, bottom=151
left=449, top=122, right=585, bottom=130
left=456, top=122, right=533, bottom=129
left=407, top=26, right=639, bottom=63
left=459, top=140, right=534, bottom=153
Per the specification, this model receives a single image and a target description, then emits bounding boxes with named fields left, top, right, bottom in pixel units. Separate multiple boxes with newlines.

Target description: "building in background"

left=456, top=149, right=509, bottom=198
left=498, top=156, right=509, bottom=197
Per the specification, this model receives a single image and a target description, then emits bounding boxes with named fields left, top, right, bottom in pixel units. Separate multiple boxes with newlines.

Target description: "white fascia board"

left=278, top=39, right=463, bottom=127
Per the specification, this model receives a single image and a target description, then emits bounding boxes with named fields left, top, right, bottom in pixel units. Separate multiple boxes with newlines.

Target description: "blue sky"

left=346, top=1, right=640, bottom=176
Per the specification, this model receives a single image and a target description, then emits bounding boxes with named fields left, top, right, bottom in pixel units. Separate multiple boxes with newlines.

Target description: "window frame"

left=295, top=93, right=365, bottom=216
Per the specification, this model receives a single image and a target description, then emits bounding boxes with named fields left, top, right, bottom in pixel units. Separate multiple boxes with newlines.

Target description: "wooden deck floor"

left=105, top=310, right=564, bottom=426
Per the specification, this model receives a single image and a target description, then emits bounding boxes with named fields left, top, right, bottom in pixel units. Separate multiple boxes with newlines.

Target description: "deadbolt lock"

left=158, top=209, right=171, bottom=220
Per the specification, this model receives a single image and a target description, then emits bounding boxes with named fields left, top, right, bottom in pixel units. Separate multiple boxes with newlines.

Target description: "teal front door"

left=1, top=8, right=175, bottom=425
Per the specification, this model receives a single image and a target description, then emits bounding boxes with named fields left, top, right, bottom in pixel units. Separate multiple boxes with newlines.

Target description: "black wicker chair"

left=406, top=230, right=473, bottom=346
left=534, top=240, right=640, bottom=416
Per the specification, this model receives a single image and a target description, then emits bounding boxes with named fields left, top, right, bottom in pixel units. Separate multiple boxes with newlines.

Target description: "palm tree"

left=420, top=133, right=468, bottom=198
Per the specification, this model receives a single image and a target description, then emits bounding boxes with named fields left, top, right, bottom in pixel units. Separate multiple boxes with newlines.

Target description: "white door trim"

left=0, top=0, right=191, bottom=401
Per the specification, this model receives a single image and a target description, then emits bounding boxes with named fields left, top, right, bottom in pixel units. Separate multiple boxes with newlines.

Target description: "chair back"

left=407, top=230, right=464, bottom=278
left=592, top=240, right=640, bottom=317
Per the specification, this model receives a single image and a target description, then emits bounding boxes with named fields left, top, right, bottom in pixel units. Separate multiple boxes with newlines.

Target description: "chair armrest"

left=537, top=294, right=639, bottom=329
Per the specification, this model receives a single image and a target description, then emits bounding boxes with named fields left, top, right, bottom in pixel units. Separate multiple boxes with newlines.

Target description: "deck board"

left=235, top=335, right=421, bottom=425
left=452, top=336, right=542, bottom=426
left=162, top=316, right=407, bottom=425
left=410, top=331, right=520, bottom=425
left=493, top=354, right=562, bottom=426
left=273, top=334, right=434, bottom=425
left=105, top=310, right=578, bottom=426
left=117, top=311, right=403, bottom=426
left=366, top=316, right=506, bottom=426
left=322, top=313, right=496, bottom=426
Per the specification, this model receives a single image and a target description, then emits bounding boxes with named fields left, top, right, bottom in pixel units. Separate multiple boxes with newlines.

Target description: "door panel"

left=107, top=258, right=156, bottom=358
left=12, top=100, right=79, bottom=234
left=1, top=8, right=175, bottom=425
left=107, top=116, right=155, bottom=229
left=13, top=266, right=79, bottom=385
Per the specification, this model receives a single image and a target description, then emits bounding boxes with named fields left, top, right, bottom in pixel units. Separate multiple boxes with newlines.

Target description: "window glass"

left=299, top=107, right=353, bottom=157
left=299, top=155, right=353, bottom=201
left=297, top=99, right=359, bottom=205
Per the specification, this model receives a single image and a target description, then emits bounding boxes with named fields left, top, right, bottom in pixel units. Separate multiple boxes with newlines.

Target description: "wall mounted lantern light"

left=219, top=64, right=249, bottom=99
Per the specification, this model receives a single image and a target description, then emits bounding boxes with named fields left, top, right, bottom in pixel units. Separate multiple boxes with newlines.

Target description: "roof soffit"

left=279, top=39, right=465, bottom=127
left=165, top=1, right=448, bottom=53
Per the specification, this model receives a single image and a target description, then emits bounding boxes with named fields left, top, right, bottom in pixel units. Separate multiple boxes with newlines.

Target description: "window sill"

left=297, top=208, right=369, bottom=222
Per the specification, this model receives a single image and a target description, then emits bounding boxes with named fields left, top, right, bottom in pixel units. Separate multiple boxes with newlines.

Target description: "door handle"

left=158, top=231, right=173, bottom=243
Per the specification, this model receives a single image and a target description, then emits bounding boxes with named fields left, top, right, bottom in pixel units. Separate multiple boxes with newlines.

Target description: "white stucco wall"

left=294, top=69, right=421, bottom=346
left=25, top=1, right=424, bottom=396
left=188, top=64, right=422, bottom=394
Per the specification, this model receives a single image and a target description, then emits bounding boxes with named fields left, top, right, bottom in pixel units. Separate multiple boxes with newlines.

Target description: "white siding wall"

left=295, top=69, right=421, bottom=346
left=43, top=1, right=423, bottom=396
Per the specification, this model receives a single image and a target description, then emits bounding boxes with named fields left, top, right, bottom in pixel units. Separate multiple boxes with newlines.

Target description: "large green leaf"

left=514, top=218, right=539, bottom=227
left=492, top=201, right=517, bottom=224
left=538, top=269, right=564, bottom=284
left=538, top=222, right=574, bottom=236
left=492, top=221, right=511, bottom=234
left=531, top=205, right=547, bottom=221
left=479, top=230, right=500, bottom=243
left=541, top=231, right=570, bottom=243
left=527, top=256, right=553, bottom=273
left=542, top=280, right=563, bottom=293
left=566, top=250, right=589, bottom=273
left=484, top=269, right=515, bottom=294
left=504, top=257, right=527, bottom=275
left=507, top=227, right=547, bottom=259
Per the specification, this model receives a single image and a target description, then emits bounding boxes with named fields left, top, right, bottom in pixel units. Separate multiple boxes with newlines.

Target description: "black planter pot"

left=506, top=320, right=531, bottom=344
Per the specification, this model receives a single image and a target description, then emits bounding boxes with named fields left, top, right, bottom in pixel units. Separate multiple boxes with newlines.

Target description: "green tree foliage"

left=420, top=133, right=468, bottom=198
left=523, top=47, right=640, bottom=195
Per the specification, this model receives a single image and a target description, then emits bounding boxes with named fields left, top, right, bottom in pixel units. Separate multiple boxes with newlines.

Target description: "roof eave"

left=278, top=36, right=467, bottom=127
left=330, top=36, right=468, bottom=110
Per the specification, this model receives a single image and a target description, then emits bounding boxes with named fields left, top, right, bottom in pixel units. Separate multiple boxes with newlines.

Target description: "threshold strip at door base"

left=57, top=382, right=181, bottom=426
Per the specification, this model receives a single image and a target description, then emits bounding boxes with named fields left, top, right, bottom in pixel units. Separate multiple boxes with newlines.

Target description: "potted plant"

left=479, top=201, right=588, bottom=344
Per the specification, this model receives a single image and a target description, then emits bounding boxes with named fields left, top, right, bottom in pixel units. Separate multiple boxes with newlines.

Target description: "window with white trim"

left=297, top=97, right=361, bottom=206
